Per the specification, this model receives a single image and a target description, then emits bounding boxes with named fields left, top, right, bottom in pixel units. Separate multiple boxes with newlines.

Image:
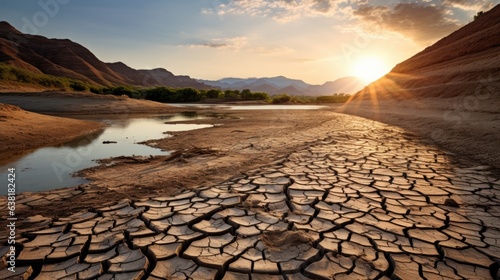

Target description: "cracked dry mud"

left=2, top=120, right=500, bottom=279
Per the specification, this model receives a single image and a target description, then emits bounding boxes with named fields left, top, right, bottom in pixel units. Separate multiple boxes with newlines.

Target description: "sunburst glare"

left=352, top=56, right=390, bottom=84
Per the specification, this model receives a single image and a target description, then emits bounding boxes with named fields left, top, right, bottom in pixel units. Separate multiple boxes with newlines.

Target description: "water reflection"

left=0, top=114, right=213, bottom=194
left=169, top=104, right=325, bottom=110
left=58, top=130, right=103, bottom=148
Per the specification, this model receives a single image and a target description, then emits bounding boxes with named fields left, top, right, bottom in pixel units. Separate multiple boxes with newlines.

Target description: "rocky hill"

left=353, top=4, right=500, bottom=99
left=0, top=21, right=205, bottom=89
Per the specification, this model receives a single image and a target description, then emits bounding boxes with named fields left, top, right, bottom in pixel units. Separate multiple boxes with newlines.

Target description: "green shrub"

left=206, top=89, right=222, bottom=99
left=177, top=87, right=201, bottom=102
left=474, top=11, right=484, bottom=21
left=271, top=94, right=291, bottom=104
left=224, top=89, right=241, bottom=100
left=89, top=86, right=102, bottom=94
left=144, top=87, right=178, bottom=102
left=315, top=93, right=350, bottom=103
left=69, top=81, right=87, bottom=91
left=240, top=89, right=269, bottom=101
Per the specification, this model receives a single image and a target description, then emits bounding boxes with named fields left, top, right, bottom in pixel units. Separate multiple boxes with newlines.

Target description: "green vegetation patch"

left=0, top=62, right=95, bottom=91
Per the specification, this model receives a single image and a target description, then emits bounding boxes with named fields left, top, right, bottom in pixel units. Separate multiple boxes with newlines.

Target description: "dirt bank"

left=0, top=91, right=181, bottom=115
left=0, top=103, right=103, bottom=162
left=338, top=96, right=500, bottom=170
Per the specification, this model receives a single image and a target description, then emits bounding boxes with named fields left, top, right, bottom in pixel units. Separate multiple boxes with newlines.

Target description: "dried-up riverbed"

left=1, top=108, right=499, bottom=279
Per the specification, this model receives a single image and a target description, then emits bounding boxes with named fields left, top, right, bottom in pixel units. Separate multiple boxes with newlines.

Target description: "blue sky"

left=0, top=0, right=498, bottom=84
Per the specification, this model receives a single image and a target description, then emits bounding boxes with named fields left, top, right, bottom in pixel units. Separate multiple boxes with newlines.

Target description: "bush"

left=177, top=87, right=201, bottom=102
left=70, top=81, right=87, bottom=91
left=474, top=11, right=484, bottom=21
left=271, top=94, right=291, bottom=104
left=315, top=93, right=350, bottom=103
left=250, top=92, right=269, bottom=100
left=224, top=89, right=241, bottom=100
left=206, top=89, right=222, bottom=99
left=144, top=87, right=174, bottom=102
left=89, top=86, right=102, bottom=94
left=143, top=87, right=201, bottom=103
left=241, top=89, right=269, bottom=101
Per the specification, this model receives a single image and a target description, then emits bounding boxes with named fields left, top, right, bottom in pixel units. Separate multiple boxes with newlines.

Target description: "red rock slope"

left=0, top=21, right=205, bottom=88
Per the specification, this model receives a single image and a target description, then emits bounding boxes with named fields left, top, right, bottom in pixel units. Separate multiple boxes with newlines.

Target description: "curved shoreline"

left=0, top=104, right=104, bottom=157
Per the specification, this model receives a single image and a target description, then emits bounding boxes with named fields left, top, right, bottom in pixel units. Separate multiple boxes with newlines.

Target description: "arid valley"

left=1, top=2, right=500, bottom=280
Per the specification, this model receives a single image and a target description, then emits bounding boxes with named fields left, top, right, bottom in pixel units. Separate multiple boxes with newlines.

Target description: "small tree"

left=177, top=87, right=201, bottom=102
left=241, top=89, right=252, bottom=100
left=206, top=89, right=222, bottom=99
left=271, top=94, right=291, bottom=104
left=474, top=11, right=484, bottom=21
left=224, top=89, right=241, bottom=99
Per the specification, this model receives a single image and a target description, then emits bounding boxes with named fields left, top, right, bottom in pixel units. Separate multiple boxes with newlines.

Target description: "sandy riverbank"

left=0, top=91, right=181, bottom=115
left=0, top=103, right=103, bottom=159
left=0, top=91, right=186, bottom=164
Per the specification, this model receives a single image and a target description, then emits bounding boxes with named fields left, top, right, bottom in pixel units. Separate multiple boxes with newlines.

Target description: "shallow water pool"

left=0, top=114, right=213, bottom=194
left=169, top=104, right=325, bottom=110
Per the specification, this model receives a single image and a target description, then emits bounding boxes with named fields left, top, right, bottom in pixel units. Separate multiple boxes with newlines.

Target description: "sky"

left=0, top=0, right=498, bottom=85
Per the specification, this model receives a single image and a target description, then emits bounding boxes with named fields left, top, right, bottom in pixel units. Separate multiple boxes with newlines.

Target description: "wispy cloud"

left=443, top=0, right=496, bottom=11
left=183, top=36, right=293, bottom=55
left=185, top=37, right=248, bottom=50
left=205, top=0, right=339, bottom=22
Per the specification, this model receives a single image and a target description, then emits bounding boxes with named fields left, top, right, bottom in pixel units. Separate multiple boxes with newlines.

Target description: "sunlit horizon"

left=351, top=56, right=392, bottom=84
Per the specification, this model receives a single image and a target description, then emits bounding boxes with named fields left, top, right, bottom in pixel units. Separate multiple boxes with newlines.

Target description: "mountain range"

left=199, top=76, right=366, bottom=96
left=353, top=4, right=500, bottom=99
left=0, top=21, right=365, bottom=95
left=0, top=21, right=206, bottom=89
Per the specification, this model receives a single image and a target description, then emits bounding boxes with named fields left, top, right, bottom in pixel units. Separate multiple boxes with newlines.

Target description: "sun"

left=352, top=57, right=389, bottom=84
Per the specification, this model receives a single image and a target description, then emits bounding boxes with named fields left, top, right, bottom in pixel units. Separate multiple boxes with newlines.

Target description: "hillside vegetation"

left=0, top=63, right=349, bottom=104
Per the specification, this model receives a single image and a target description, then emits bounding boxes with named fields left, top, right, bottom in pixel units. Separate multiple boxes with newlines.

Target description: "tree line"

left=92, top=86, right=350, bottom=104
left=0, top=62, right=351, bottom=104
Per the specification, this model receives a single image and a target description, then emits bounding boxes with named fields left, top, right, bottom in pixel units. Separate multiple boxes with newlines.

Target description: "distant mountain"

left=200, top=76, right=309, bottom=90
left=0, top=21, right=206, bottom=89
left=106, top=62, right=204, bottom=88
left=198, top=76, right=366, bottom=96
left=309, top=77, right=367, bottom=96
left=352, top=4, right=500, bottom=99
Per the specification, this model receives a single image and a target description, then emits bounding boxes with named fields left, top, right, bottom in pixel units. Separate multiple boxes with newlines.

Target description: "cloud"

left=208, top=0, right=339, bottom=22
left=353, top=2, right=461, bottom=43
left=185, top=36, right=294, bottom=55
left=443, top=0, right=497, bottom=11
left=200, top=0, right=498, bottom=43
left=186, top=37, right=248, bottom=50
left=200, top=8, right=214, bottom=15
left=250, top=46, right=294, bottom=55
